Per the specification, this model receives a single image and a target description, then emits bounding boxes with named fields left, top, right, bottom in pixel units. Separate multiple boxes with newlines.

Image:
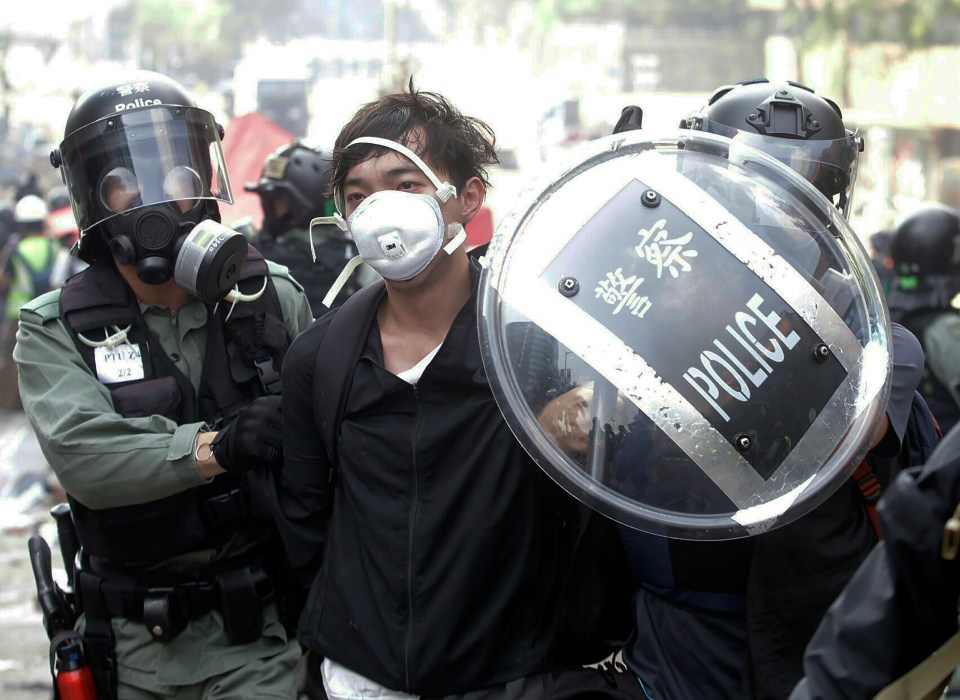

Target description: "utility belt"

left=78, top=555, right=276, bottom=646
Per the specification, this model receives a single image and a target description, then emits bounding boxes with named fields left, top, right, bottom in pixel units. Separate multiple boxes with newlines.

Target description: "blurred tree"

left=466, top=0, right=757, bottom=33
left=122, top=0, right=300, bottom=85
left=783, top=0, right=960, bottom=103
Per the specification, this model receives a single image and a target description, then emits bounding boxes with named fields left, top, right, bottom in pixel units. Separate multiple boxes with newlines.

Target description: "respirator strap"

left=321, top=256, right=366, bottom=309
left=310, top=215, right=348, bottom=264
left=347, top=137, right=458, bottom=202
left=444, top=224, right=467, bottom=255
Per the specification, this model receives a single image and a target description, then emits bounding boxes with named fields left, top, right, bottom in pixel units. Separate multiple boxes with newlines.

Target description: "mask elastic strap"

left=444, top=223, right=466, bottom=254
left=214, top=277, right=269, bottom=322
left=310, top=215, right=349, bottom=262
left=223, top=277, right=268, bottom=304
left=321, top=256, right=365, bottom=309
left=346, top=137, right=458, bottom=202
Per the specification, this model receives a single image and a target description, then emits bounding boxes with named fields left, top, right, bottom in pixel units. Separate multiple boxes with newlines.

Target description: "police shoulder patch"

left=19, top=289, right=63, bottom=323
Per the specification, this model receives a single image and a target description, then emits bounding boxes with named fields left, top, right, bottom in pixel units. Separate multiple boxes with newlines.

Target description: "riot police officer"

left=888, top=205, right=960, bottom=434
left=15, top=71, right=312, bottom=698
left=246, top=142, right=376, bottom=313
left=662, top=77, right=928, bottom=699
left=532, top=78, right=923, bottom=699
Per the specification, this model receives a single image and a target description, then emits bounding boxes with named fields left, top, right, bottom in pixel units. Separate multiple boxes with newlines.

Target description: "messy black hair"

left=331, top=78, right=499, bottom=207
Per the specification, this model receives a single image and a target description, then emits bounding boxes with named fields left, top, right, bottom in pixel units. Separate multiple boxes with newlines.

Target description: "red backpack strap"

left=853, top=459, right=884, bottom=540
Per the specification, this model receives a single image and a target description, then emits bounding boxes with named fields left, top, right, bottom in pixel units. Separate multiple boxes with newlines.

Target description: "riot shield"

left=478, top=130, right=891, bottom=540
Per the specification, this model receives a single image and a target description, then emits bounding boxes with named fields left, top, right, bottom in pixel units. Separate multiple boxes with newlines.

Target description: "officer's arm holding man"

left=16, top=268, right=309, bottom=505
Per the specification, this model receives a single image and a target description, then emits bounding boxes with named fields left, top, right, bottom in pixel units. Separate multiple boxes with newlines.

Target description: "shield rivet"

left=559, top=277, right=580, bottom=297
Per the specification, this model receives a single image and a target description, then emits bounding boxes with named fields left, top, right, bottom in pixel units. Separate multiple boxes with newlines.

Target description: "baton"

left=27, top=535, right=71, bottom=639
left=50, top=503, right=79, bottom=588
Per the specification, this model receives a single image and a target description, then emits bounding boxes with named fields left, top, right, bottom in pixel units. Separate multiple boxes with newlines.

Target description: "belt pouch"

left=218, top=569, right=263, bottom=644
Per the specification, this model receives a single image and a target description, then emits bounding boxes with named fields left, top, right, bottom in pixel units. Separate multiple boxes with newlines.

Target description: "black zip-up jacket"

left=790, top=424, right=960, bottom=700
left=276, top=264, right=572, bottom=695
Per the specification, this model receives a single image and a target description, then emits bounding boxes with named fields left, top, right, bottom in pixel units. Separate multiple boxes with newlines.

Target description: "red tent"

left=218, top=112, right=294, bottom=232
left=465, top=205, right=494, bottom=249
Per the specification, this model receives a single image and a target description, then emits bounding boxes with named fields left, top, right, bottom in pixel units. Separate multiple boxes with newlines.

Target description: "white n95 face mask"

left=347, top=189, right=463, bottom=282
left=311, top=136, right=468, bottom=307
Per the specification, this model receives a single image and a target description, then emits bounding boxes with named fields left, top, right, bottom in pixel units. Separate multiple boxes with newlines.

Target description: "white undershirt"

left=322, top=658, right=419, bottom=700
left=395, top=342, right=442, bottom=384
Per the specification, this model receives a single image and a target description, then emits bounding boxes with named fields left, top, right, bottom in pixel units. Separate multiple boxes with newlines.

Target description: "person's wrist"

left=211, top=422, right=242, bottom=472
left=195, top=430, right=225, bottom=479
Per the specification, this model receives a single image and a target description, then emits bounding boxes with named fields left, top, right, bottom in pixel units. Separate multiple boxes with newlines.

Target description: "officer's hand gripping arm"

left=209, top=395, right=284, bottom=473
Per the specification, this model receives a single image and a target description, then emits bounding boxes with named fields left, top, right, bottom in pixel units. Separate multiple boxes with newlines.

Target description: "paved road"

left=0, top=408, right=64, bottom=699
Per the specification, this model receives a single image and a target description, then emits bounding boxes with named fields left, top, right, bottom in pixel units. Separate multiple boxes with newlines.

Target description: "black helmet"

left=50, top=70, right=233, bottom=281
left=681, top=78, right=864, bottom=219
left=891, top=206, right=960, bottom=277
left=245, top=142, right=334, bottom=239
left=888, top=205, right=960, bottom=313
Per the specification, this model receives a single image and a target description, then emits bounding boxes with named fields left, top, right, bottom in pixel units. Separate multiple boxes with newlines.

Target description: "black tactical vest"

left=59, top=249, right=290, bottom=565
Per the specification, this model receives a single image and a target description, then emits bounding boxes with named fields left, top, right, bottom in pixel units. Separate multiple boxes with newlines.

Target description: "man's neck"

left=380, top=252, right=472, bottom=334
left=375, top=252, right=473, bottom=376
left=114, top=261, right=191, bottom=310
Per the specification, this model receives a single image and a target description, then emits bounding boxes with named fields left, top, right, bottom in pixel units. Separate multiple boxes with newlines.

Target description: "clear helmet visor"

left=58, top=106, right=233, bottom=232
left=697, top=119, right=861, bottom=219
left=479, top=129, right=890, bottom=540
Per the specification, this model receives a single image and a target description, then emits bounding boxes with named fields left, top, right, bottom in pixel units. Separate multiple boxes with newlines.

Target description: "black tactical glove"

left=211, top=395, right=283, bottom=472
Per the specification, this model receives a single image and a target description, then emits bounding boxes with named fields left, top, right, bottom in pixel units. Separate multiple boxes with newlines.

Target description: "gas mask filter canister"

left=174, top=220, right=249, bottom=303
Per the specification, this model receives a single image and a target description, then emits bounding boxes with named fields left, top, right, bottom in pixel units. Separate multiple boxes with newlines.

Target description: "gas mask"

left=310, top=137, right=467, bottom=307
left=99, top=168, right=248, bottom=303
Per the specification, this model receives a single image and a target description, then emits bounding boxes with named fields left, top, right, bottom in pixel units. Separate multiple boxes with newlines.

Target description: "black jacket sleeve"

left=273, top=315, right=337, bottom=584
left=790, top=425, right=960, bottom=700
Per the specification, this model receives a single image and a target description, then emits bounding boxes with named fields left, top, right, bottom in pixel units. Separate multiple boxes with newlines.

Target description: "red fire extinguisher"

left=55, top=639, right=97, bottom=700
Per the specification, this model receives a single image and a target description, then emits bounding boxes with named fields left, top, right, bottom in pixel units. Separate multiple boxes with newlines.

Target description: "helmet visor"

left=58, top=106, right=233, bottom=231
left=698, top=119, right=861, bottom=219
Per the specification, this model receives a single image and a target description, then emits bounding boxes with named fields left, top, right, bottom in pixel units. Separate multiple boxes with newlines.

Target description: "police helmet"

left=50, top=71, right=233, bottom=279
left=888, top=206, right=960, bottom=313
left=891, top=206, right=960, bottom=277
left=245, top=142, right=334, bottom=239
left=681, top=78, right=864, bottom=219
